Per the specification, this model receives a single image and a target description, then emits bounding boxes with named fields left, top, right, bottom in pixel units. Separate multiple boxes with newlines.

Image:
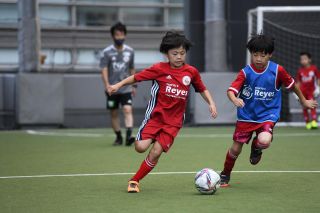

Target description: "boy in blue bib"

left=220, top=34, right=318, bottom=187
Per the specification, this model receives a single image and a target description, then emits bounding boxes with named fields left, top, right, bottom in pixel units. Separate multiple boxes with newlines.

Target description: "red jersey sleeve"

left=134, top=64, right=161, bottom=82
left=277, top=65, right=295, bottom=90
left=227, top=70, right=246, bottom=95
left=191, top=69, right=206, bottom=93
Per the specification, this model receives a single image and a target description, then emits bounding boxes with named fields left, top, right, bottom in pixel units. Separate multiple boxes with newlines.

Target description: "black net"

left=249, top=10, right=320, bottom=121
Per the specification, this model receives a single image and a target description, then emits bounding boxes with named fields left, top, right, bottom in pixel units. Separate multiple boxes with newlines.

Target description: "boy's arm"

left=107, top=64, right=160, bottom=95
left=226, top=69, right=246, bottom=107
left=101, top=67, right=109, bottom=91
left=295, top=71, right=301, bottom=89
left=292, top=84, right=318, bottom=109
left=200, top=90, right=218, bottom=118
left=227, top=90, right=245, bottom=108
left=130, top=68, right=137, bottom=97
left=100, top=51, right=110, bottom=91
left=107, top=75, right=136, bottom=95
left=296, top=80, right=301, bottom=89
left=129, top=51, right=137, bottom=96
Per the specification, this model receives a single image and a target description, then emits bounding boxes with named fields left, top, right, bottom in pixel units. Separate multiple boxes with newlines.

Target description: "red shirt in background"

left=296, top=65, right=320, bottom=95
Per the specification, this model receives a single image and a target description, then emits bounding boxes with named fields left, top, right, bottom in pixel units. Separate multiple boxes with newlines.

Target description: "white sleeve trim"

left=228, top=87, right=239, bottom=94
left=241, top=69, right=246, bottom=78
left=286, top=79, right=295, bottom=89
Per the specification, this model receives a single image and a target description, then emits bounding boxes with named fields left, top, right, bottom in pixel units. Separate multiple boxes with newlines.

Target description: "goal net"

left=247, top=6, right=320, bottom=123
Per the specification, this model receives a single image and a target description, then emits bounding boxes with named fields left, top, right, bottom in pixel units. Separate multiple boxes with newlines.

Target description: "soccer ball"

left=195, top=168, right=221, bottom=195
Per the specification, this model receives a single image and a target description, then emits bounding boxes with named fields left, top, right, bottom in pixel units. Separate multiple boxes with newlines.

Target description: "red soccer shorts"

left=137, top=119, right=180, bottom=152
left=233, top=122, right=275, bottom=144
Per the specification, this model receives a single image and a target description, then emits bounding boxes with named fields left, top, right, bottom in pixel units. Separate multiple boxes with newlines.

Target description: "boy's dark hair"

left=159, top=31, right=193, bottom=53
left=110, top=22, right=127, bottom=36
left=246, top=34, right=275, bottom=54
left=300, top=51, right=312, bottom=59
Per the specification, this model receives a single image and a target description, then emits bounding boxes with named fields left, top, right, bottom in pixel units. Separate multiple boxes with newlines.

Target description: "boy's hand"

left=232, top=98, right=245, bottom=108
left=107, top=84, right=119, bottom=96
left=301, top=99, right=318, bottom=109
left=209, top=104, right=218, bottom=119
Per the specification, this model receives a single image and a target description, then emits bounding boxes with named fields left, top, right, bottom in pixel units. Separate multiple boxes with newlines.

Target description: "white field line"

left=26, top=130, right=103, bottom=138
left=180, top=133, right=320, bottom=138
left=1, top=171, right=320, bottom=180
left=24, top=130, right=320, bottom=138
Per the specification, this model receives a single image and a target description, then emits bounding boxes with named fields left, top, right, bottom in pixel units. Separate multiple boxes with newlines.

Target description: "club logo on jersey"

left=241, top=85, right=253, bottom=99
left=301, top=71, right=315, bottom=82
left=182, top=76, right=191, bottom=86
left=165, top=83, right=188, bottom=99
left=123, top=52, right=131, bottom=63
left=254, top=87, right=275, bottom=100
left=123, top=56, right=129, bottom=62
left=112, top=62, right=126, bottom=72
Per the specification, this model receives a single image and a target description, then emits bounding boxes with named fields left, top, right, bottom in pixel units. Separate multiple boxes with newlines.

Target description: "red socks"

left=304, top=108, right=318, bottom=122
left=131, top=156, right=157, bottom=182
left=311, top=108, right=317, bottom=121
left=222, top=149, right=238, bottom=176
left=303, top=109, right=310, bottom=123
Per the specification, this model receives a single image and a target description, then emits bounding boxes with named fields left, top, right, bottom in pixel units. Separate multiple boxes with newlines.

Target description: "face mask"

left=114, top=39, right=125, bottom=47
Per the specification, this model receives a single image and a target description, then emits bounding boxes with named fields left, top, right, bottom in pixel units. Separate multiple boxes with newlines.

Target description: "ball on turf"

left=195, top=168, right=221, bottom=195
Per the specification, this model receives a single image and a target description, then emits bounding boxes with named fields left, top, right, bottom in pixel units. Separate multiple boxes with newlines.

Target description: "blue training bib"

left=237, top=61, right=282, bottom=123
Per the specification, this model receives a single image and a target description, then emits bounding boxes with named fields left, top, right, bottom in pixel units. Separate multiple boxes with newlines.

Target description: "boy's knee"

left=150, top=147, right=162, bottom=157
left=148, top=143, right=163, bottom=161
left=230, top=141, right=243, bottom=156
left=123, top=106, right=132, bottom=114
left=257, top=133, right=272, bottom=149
left=230, top=147, right=241, bottom=156
left=135, top=142, right=147, bottom=153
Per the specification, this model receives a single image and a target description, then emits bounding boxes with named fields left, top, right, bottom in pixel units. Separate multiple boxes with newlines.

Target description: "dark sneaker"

left=250, top=143, right=262, bottom=165
left=220, top=172, right=230, bottom=187
left=113, top=137, right=123, bottom=146
left=125, top=137, right=135, bottom=146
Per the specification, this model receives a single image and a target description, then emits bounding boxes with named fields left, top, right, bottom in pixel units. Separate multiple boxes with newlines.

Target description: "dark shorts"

left=233, top=122, right=275, bottom=144
left=106, top=92, right=132, bottom=110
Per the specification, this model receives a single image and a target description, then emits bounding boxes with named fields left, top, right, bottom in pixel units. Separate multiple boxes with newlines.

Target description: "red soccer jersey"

left=296, top=65, right=320, bottom=94
left=134, top=62, right=206, bottom=127
left=227, top=63, right=295, bottom=132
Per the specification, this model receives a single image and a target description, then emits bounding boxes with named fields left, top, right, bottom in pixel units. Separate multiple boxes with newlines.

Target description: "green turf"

left=0, top=127, right=320, bottom=213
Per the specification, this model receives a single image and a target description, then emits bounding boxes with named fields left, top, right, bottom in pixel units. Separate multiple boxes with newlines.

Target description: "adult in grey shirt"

left=100, top=22, right=136, bottom=146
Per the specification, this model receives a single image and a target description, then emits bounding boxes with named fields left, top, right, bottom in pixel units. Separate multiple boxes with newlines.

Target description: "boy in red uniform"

left=107, top=31, right=218, bottom=193
left=220, top=34, right=318, bottom=187
left=296, top=52, right=320, bottom=129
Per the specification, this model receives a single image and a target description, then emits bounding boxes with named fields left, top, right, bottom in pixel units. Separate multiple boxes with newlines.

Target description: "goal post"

left=247, top=6, right=320, bottom=123
left=247, top=6, right=320, bottom=65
